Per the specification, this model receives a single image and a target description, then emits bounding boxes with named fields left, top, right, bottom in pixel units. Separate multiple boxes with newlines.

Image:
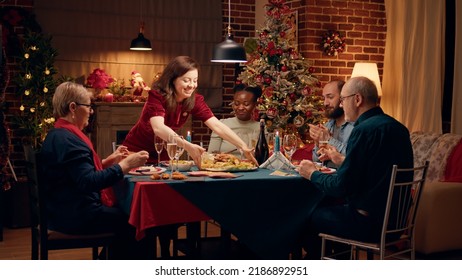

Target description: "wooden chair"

left=26, top=147, right=115, bottom=260
left=319, top=162, right=429, bottom=260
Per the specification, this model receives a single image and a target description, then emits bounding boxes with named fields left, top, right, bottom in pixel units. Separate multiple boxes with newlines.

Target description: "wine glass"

left=154, top=135, right=164, bottom=167
left=283, top=134, right=297, bottom=163
left=267, top=132, right=275, bottom=153
left=173, top=135, right=185, bottom=171
left=166, top=134, right=178, bottom=178
left=236, top=131, right=250, bottom=160
left=318, top=130, right=330, bottom=167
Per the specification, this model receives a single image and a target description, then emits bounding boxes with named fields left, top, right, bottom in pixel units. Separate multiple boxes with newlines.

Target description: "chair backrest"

left=24, top=145, right=41, bottom=259
left=381, top=161, right=429, bottom=245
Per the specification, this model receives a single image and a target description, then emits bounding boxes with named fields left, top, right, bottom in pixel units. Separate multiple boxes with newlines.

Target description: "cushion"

left=426, top=133, right=462, bottom=182
left=444, top=138, right=462, bottom=182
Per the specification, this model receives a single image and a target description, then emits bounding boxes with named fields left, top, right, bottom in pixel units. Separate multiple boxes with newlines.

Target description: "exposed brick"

left=355, top=10, right=370, bottom=17
left=348, top=16, right=363, bottom=24
left=354, top=24, right=369, bottom=32
left=355, top=39, right=370, bottom=46
left=347, top=46, right=363, bottom=53
left=354, top=54, right=370, bottom=60
left=364, top=47, right=378, bottom=54
left=323, top=7, right=339, bottom=14
left=331, top=61, right=346, bottom=67
left=331, top=16, right=348, bottom=23
left=363, top=32, right=378, bottom=39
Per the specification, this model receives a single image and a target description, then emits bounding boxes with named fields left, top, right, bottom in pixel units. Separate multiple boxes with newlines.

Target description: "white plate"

left=129, top=166, right=166, bottom=175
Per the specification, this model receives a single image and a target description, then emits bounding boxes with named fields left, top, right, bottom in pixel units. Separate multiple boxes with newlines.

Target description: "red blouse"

left=123, top=89, right=214, bottom=160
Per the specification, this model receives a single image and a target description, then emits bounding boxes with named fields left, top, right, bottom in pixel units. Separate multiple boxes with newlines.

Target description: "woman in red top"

left=123, top=56, right=257, bottom=166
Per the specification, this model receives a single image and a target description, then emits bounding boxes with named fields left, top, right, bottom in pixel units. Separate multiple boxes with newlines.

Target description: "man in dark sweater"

left=298, top=76, right=414, bottom=259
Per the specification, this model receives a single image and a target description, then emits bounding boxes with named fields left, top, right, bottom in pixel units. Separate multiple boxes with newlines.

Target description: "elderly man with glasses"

left=297, top=76, right=414, bottom=259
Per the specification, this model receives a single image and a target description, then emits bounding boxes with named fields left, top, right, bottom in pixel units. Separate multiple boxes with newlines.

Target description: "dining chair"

left=319, top=161, right=429, bottom=260
left=26, top=147, right=115, bottom=260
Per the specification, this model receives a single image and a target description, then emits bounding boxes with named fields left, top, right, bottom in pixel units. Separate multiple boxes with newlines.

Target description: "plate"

left=319, top=167, right=336, bottom=174
left=203, top=166, right=258, bottom=172
left=129, top=166, right=166, bottom=175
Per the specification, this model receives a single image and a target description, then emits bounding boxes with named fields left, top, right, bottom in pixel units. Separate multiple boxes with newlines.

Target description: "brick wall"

left=298, top=0, right=386, bottom=83
left=194, top=0, right=386, bottom=147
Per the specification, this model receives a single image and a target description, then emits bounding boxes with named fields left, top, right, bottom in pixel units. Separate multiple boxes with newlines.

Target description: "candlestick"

left=275, top=130, right=280, bottom=152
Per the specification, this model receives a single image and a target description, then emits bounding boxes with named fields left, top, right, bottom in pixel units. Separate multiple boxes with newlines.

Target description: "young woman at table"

left=207, top=84, right=261, bottom=157
left=39, top=82, right=152, bottom=259
left=123, top=55, right=258, bottom=166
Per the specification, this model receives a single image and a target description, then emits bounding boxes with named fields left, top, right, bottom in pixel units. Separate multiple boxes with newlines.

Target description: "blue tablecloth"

left=116, top=168, right=324, bottom=259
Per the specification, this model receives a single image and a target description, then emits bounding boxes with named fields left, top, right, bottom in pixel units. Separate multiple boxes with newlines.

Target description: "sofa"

left=411, top=131, right=462, bottom=255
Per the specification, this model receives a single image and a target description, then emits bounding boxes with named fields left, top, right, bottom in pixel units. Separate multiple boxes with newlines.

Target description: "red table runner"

left=128, top=181, right=210, bottom=240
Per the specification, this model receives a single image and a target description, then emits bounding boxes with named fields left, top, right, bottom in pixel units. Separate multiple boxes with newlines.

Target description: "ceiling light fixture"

left=211, top=0, right=247, bottom=63
left=130, top=1, right=152, bottom=51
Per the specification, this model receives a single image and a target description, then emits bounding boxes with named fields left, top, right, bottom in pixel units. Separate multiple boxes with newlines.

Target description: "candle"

left=104, top=92, right=114, bottom=102
left=186, top=131, right=192, bottom=142
left=275, top=130, right=280, bottom=152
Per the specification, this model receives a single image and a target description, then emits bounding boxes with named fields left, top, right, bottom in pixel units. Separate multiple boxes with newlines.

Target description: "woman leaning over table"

left=123, top=55, right=258, bottom=166
left=39, top=82, right=152, bottom=259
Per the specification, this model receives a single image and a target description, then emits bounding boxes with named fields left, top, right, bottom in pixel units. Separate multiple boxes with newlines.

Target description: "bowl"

left=175, top=160, right=194, bottom=171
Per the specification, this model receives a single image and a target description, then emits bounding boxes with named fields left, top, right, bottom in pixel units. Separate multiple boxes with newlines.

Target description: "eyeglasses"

left=75, top=102, right=94, bottom=110
left=339, top=93, right=357, bottom=103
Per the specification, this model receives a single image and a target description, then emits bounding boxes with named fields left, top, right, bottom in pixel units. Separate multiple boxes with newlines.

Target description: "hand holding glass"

left=318, top=131, right=329, bottom=167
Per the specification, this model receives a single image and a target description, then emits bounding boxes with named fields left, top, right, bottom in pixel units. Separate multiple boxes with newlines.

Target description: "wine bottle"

left=254, top=119, right=269, bottom=165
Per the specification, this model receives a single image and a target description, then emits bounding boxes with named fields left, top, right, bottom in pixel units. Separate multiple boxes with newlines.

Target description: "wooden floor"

left=2, top=224, right=461, bottom=260
left=0, top=221, right=223, bottom=260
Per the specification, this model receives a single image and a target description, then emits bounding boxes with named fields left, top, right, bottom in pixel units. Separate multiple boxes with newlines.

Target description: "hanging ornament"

left=293, top=115, right=305, bottom=128
left=266, top=107, right=278, bottom=119
left=44, top=68, right=50, bottom=75
left=24, top=90, right=30, bottom=96
left=25, top=73, right=32, bottom=79
left=30, top=46, right=38, bottom=51
left=43, top=87, right=48, bottom=93
left=30, top=107, right=36, bottom=113
left=20, top=105, right=25, bottom=111
left=24, top=53, right=30, bottom=59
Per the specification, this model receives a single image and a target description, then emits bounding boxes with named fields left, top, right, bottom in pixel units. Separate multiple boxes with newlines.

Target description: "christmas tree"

left=14, top=31, right=58, bottom=148
left=238, top=0, right=325, bottom=140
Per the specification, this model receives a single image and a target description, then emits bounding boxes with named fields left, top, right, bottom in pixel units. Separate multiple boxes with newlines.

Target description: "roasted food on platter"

left=201, top=153, right=256, bottom=171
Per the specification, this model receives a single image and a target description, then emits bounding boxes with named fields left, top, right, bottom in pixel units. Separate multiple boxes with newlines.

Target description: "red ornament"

left=305, top=111, right=313, bottom=117
left=281, top=65, right=288, bottom=72
left=309, top=67, right=315, bottom=73
left=264, top=77, right=272, bottom=85
left=280, top=31, right=286, bottom=38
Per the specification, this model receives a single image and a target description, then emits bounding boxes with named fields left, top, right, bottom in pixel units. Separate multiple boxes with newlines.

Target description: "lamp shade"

left=351, top=62, right=382, bottom=96
left=130, top=32, right=152, bottom=51
left=211, top=34, right=247, bottom=63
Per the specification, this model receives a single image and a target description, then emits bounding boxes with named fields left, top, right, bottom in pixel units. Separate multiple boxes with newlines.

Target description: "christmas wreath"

left=320, top=30, right=346, bottom=56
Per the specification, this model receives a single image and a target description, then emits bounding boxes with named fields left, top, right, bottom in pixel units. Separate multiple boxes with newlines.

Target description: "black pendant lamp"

left=211, top=0, right=247, bottom=63
left=130, top=22, right=152, bottom=51
left=130, top=0, right=152, bottom=51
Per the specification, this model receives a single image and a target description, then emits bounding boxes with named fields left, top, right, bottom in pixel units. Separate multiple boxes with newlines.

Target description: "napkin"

left=259, top=152, right=296, bottom=171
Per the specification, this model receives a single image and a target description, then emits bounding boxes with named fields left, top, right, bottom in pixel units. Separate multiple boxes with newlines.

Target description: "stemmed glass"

left=283, top=134, right=297, bottom=164
left=166, top=134, right=178, bottom=178
left=267, top=132, right=275, bottom=153
left=173, top=135, right=185, bottom=172
left=154, top=135, right=164, bottom=167
left=318, top=130, right=329, bottom=167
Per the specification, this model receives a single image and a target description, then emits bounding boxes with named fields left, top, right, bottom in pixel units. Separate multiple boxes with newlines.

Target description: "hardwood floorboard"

left=2, top=223, right=461, bottom=260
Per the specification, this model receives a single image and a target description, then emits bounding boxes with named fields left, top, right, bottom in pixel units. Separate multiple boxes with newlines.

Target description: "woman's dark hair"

left=233, top=84, right=262, bottom=103
left=153, top=56, right=199, bottom=112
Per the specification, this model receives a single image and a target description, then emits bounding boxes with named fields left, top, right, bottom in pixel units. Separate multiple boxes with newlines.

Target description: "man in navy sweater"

left=298, top=76, right=414, bottom=259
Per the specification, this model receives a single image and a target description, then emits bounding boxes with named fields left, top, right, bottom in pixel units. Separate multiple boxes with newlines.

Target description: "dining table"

left=113, top=167, right=325, bottom=259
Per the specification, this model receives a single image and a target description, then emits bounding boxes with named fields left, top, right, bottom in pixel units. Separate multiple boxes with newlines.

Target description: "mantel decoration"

left=88, top=68, right=149, bottom=103
left=238, top=0, right=324, bottom=141
left=320, top=30, right=346, bottom=56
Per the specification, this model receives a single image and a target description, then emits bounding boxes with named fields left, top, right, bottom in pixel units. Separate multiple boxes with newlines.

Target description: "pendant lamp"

left=130, top=0, right=152, bottom=51
left=130, top=22, right=152, bottom=51
left=211, top=0, right=247, bottom=63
